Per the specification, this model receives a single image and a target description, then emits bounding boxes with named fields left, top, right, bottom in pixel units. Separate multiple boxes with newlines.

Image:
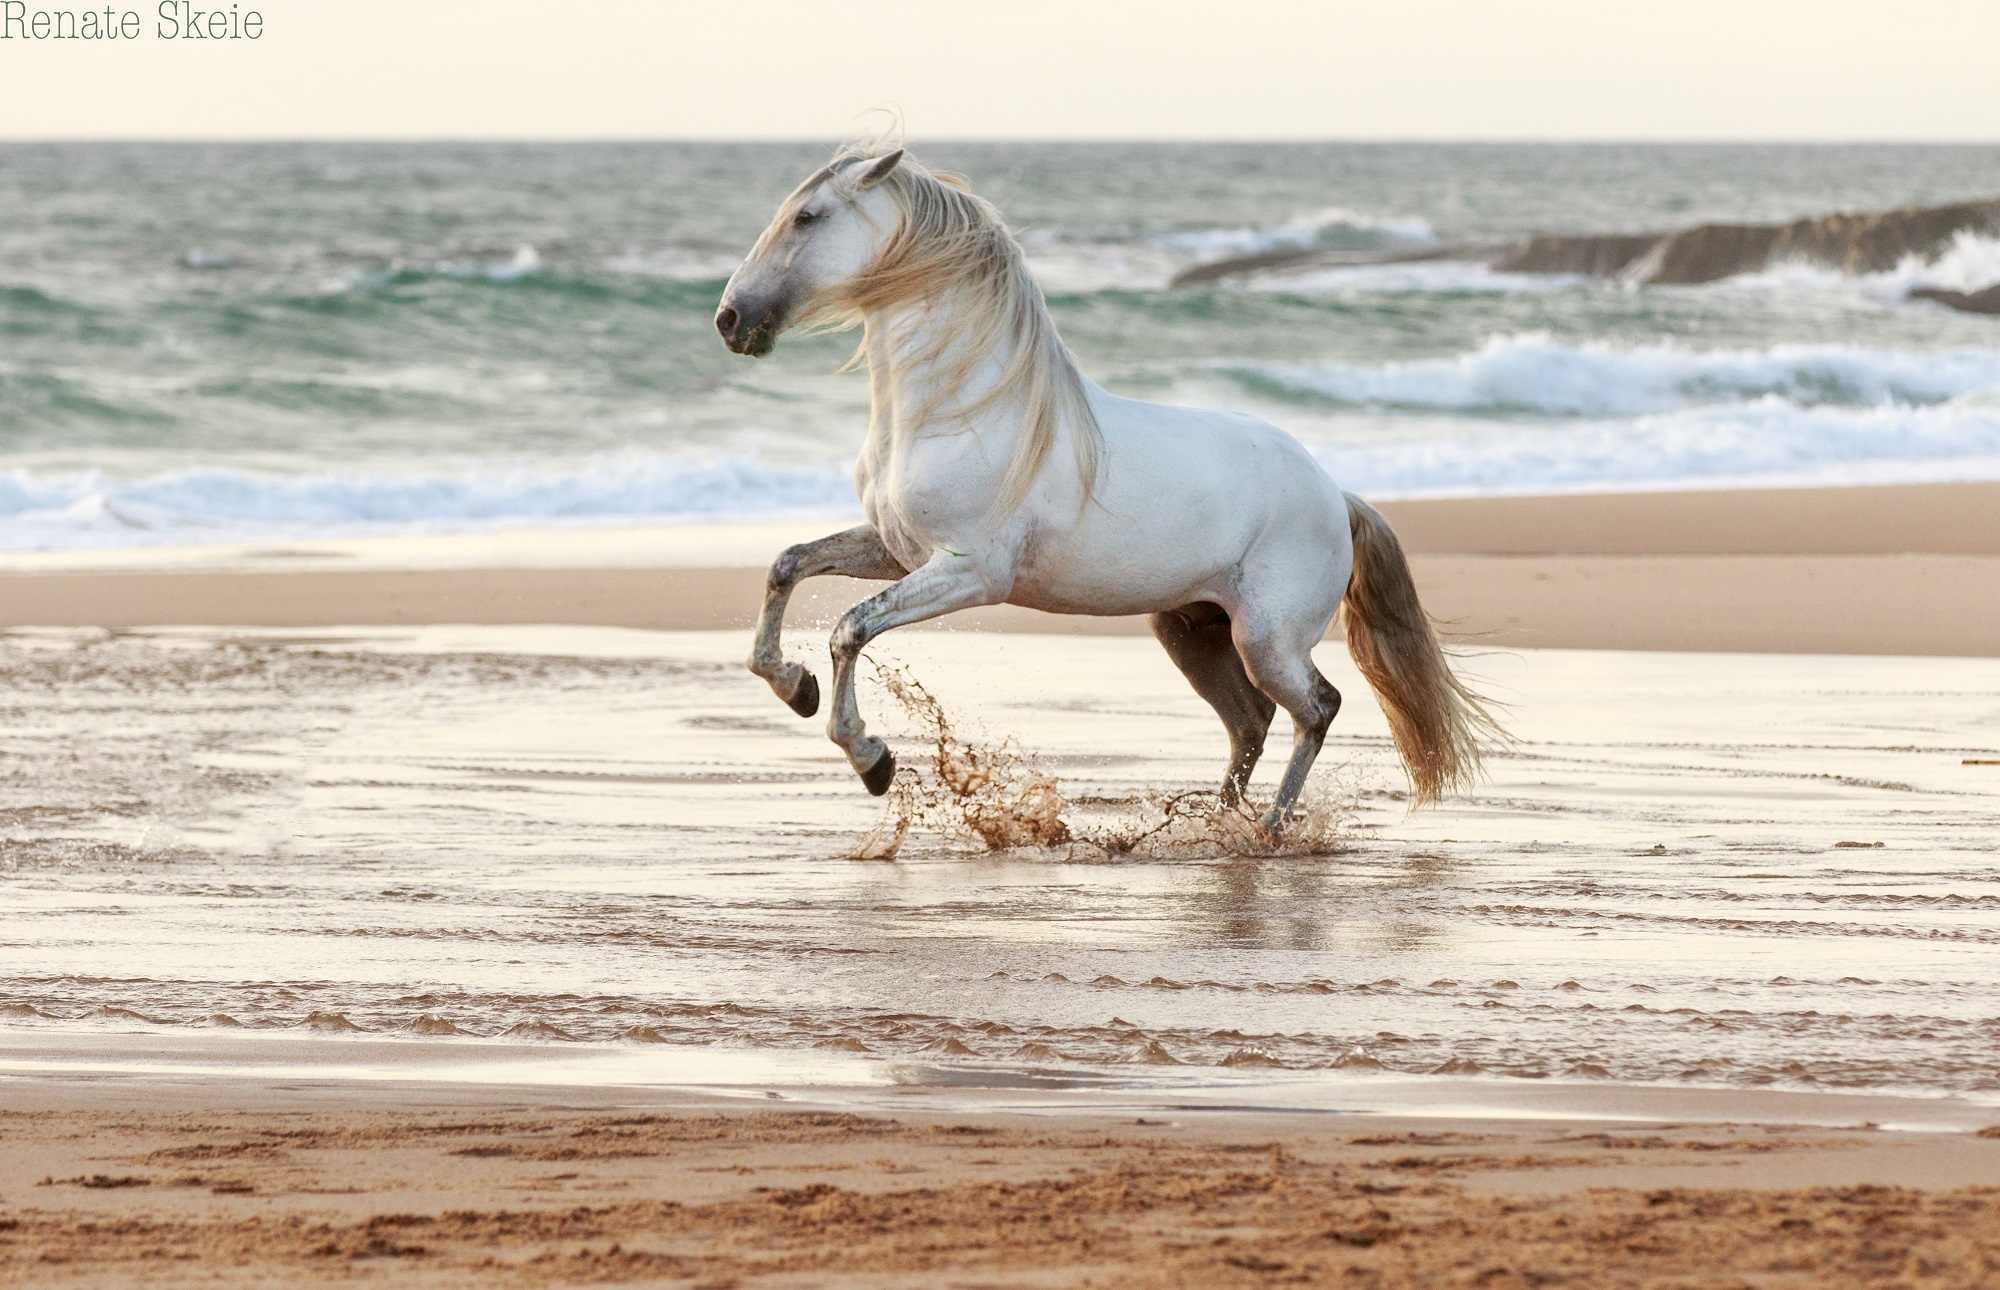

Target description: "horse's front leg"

left=825, top=555, right=1004, bottom=795
left=748, top=526, right=908, bottom=717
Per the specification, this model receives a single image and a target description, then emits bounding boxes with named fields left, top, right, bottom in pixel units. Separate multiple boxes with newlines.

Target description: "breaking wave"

left=1223, top=335, right=2000, bottom=418
left=1021, top=207, right=1436, bottom=260
left=1145, top=207, right=1437, bottom=259
left=7, top=363, right=2000, bottom=550
left=1316, top=398, right=2000, bottom=497
left=1721, top=231, right=2000, bottom=297
left=0, top=455, right=862, bottom=551
left=1018, top=208, right=1437, bottom=292
left=6, top=335, right=2000, bottom=549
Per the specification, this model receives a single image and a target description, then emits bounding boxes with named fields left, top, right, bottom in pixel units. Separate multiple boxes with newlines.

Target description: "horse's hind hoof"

left=786, top=671, right=820, bottom=719
left=859, top=748, right=896, bottom=797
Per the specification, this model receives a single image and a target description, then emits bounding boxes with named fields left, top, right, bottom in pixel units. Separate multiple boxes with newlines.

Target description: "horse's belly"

left=1004, top=431, right=1349, bottom=619
left=1004, top=576, right=1201, bottom=618
left=1008, top=526, right=1242, bottom=617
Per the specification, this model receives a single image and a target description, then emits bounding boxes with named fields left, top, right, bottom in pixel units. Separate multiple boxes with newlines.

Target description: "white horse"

left=716, top=145, right=1499, bottom=833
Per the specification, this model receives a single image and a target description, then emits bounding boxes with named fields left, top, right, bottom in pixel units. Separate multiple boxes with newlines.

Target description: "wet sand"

left=4, top=484, right=2000, bottom=1284
left=4, top=627, right=1999, bottom=1086
left=2, top=481, right=1998, bottom=656
left=4, top=1078, right=2000, bottom=1287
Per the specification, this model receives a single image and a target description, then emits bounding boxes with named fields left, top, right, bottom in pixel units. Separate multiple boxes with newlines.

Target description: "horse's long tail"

left=1340, top=492, right=1504, bottom=805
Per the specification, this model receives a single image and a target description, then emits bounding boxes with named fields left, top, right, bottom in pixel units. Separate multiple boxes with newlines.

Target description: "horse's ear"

left=856, top=150, right=904, bottom=188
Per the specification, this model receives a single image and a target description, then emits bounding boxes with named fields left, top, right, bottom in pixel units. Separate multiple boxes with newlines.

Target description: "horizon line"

left=4, top=135, right=2000, bottom=147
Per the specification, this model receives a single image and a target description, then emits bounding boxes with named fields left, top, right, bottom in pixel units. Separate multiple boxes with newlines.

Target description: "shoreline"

left=0, top=482, right=1995, bottom=655
left=1, top=553, right=1995, bottom=656
left=5, top=479, right=1997, bottom=574
left=9, top=1028, right=2000, bottom=1132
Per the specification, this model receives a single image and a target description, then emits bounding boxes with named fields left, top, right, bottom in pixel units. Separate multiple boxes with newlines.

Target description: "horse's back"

left=1008, top=385, right=1350, bottom=619
left=1088, top=385, right=1349, bottom=542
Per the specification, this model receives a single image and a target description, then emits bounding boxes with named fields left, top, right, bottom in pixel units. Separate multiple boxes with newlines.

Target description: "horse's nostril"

left=715, top=307, right=739, bottom=338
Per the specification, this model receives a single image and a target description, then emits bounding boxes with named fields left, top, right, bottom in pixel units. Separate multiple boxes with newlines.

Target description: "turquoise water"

left=3, top=142, right=2000, bottom=548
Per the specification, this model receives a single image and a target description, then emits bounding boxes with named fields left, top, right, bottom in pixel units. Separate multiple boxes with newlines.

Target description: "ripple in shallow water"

left=1, top=628, right=1998, bottom=1097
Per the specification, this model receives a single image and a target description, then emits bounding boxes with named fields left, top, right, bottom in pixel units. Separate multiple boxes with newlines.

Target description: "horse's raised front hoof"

left=786, top=670, right=820, bottom=719
left=859, top=747, right=897, bottom=797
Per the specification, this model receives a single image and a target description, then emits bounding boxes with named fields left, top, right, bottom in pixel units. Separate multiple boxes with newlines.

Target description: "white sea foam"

left=1019, top=209, right=1437, bottom=292
left=1244, top=260, right=1585, bottom=296
left=1019, top=245, right=1180, bottom=294
left=0, top=456, right=862, bottom=552
left=1899, top=231, right=2000, bottom=293
left=5, top=338, right=1998, bottom=551
left=1314, top=398, right=2000, bottom=498
left=6, top=395, right=2000, bottom=552
left=1147, top=207, right=1437, bottom=260
left=1720, top=231, right=2000, bottom=299
left=1225, top=335, right=2000, bottom=417
left=1226, top=230, right=2000, bottom=299
left=601, top=247, right=745, bottom=281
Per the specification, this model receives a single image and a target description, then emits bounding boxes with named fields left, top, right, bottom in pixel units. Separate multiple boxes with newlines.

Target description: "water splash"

left=1069, top=779, right=1357, bottom=860
left=855, top=662, right=1069, bottom=858
left=854, top=660, right=1354, bottom=860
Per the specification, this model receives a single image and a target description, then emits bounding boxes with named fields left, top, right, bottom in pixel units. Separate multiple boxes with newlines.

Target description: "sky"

left=0, top=0, right=1996, bottom=141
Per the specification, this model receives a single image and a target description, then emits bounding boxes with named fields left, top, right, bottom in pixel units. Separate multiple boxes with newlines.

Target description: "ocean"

left=3, top=141, right=2000, bottom=552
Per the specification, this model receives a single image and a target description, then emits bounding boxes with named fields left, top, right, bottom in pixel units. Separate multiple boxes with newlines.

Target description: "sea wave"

left=1240, top=260, right=1586, bottom=296
left=1201, top=230, right=2000, bottom=299
left=1222, top=336, right=2000, bottom=418
left=1021, top=207, right=1436, bottom=258
left=0, top=455, right=861, bottom=551
left=1723, top=231, right=2000, bottom=297
left=1146, top=207, right=1437, bottom=259
left=1315, top=398, right=2000, bottom=497
left=5, top=393, right=2000, bottom=551
left=4, top=342, right=1998, bottom=550
left=1017, top=208, right=1437, bottom=292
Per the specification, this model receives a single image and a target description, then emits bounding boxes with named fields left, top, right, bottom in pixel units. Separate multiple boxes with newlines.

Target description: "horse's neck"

left=864, top=288, right=1023, bottom=446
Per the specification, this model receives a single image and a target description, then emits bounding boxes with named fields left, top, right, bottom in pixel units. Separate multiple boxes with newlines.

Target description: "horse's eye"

left=794, top=208, right=821, bottom=228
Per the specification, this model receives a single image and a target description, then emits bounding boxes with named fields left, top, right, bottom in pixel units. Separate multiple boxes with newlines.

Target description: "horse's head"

left=716, top=150, right=906, bottom=357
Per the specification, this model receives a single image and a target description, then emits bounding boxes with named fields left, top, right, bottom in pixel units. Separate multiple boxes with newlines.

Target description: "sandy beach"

left=1, top=481, right=1997, bottom=656
left=5, top=1077, right=2000, bottom=1288
left=4, top=482, right=2000, bottom=1286
left=6, top=35, right=2000, bottom=1283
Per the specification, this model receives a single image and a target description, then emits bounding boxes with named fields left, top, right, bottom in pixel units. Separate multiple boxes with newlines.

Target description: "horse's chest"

left=859, top=438, right=998, bottom=559
left=858, top=478, right=944, bottom=569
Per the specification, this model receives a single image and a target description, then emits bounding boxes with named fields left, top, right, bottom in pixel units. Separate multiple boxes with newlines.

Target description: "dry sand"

left=4, top=1079, right=1999, bottom=1288
left=1375, top=481, right=2000, bottom=556
left=1, top=482, right=1996, bottom=655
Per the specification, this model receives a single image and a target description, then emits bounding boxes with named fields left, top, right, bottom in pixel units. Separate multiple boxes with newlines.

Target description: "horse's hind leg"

left=748, top=526, right=907, bottom=717
left=1150, top=604, right=1275, bottom=807
left=1232, top=621, right=1343, bottom=833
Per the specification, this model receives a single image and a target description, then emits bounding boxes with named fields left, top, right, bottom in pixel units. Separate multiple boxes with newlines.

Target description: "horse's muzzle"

left=715, top=303, right=778, bottom=357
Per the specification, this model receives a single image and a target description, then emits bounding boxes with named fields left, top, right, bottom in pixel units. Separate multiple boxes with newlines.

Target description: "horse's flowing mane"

left=775, top=144, right=1101, bottom=514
